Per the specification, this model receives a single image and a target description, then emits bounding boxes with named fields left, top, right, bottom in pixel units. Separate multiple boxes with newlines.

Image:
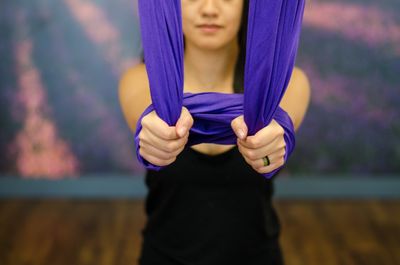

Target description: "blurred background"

left=0, top=0, right=399, bottom=180
left=0, top=0, right=399, bottom=264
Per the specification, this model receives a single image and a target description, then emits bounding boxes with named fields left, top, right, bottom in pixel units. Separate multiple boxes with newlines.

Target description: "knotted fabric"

left=134, top=0, right=305, bottom=179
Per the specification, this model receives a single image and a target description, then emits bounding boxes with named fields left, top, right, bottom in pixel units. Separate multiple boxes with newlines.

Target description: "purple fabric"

left=135, top=0, right=305, bottom=179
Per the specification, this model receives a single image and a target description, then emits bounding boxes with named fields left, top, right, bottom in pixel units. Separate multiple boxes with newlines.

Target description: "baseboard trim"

left=0, top=175, right=399, bottom=199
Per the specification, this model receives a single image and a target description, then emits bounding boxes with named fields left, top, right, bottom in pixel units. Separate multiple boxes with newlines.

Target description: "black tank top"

left=141, top=144, right=283, bottom=265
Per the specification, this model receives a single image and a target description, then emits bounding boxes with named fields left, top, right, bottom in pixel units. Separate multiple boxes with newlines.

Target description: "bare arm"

left=118, top=63, right=151, bottom=134
left=279, top=66, right=311, bottom=132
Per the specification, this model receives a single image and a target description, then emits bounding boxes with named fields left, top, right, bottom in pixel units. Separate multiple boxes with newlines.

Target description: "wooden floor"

left=0, top=199, right=399, bottom=265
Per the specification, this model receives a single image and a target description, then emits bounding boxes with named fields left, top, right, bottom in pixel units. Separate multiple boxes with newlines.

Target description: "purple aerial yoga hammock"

left=134, top=0, right=305, bottom=179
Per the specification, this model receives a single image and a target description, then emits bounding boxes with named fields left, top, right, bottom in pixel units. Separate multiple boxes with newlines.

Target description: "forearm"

left=279, top=67, right=311, bottom=132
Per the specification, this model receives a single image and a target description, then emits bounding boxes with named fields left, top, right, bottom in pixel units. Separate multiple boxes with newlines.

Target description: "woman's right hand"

left=138, top=106, right=194, bottom=167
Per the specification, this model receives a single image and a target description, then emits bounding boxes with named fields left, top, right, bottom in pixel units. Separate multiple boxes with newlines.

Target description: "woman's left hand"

left=231, top=115, right=286, bottom=174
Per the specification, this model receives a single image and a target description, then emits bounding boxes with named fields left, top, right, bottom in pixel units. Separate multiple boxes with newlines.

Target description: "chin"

left=194, top=38, right=231, bottom=51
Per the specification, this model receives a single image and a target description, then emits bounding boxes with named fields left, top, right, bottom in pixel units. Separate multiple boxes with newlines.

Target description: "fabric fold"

left=135, top=0, right=305, bottom=179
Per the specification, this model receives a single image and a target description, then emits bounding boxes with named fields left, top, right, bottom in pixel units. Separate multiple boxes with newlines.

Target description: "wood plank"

left=0, top=199, right=399, bottom=265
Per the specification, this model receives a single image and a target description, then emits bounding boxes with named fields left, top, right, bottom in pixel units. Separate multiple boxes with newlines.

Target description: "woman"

left=119, top=0, right=310, bottom=264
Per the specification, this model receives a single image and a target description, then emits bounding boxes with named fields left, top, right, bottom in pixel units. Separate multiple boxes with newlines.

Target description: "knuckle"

left=139, top=147, right=144, bottom=156
left=170, top=156, right=177, bottom=164
left=175, top=145, right=185, bottom=156
left=247, top=150, right=256, bottom=160
left=280, top=148, right=286, bottom=156
left=250, top=138, right=258, bottom=147
left=138, top=133, right=148, bottom=145
left=141, top=116, right=148, bottom=127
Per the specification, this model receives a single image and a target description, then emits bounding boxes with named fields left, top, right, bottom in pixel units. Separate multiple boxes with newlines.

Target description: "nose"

left=200, top=0, right=219, bottom=18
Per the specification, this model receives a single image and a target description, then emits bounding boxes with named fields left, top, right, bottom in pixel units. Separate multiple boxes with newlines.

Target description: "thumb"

left=176, top=107, right=193, bottom=138
left=231, top=115, right=248, bottom=140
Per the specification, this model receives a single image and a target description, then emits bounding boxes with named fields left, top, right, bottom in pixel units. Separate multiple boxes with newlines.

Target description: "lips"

left=197, top=24, right=222, bottom=28
left=197, top=24, right=223, bottom=33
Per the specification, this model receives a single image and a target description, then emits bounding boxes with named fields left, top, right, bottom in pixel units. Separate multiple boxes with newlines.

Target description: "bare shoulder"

left=119, top=63, right=149, bottom=94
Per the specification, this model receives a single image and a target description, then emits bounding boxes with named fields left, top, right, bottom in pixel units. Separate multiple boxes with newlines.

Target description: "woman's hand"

left=138, top=106, right=194, bottom=167
left=231, top=115, right=286, bottom=174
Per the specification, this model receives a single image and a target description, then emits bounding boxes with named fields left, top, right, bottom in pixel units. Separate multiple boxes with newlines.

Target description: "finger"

left=240, top=148, right=285, bottom=174
left=142, top=110, right=179, bottom=140
left=231, top=115, right=248, bottom=140
left=176, top=107, right=194, bottom=138
left=255, top=119, right=284, bottom=140
left=256, top=158, right=285, bottom=174
left=140, top=128, right=189, bottom=153
left=139, top=146, right=178, bottom=167
left=252, top=148, right=285, bottom=169
left=239, top=144, right=285, bottom=170
left=238, top=129, right=280, bottom=149
left=238, top=119, right=283, bottom=149
left=139, top=140, right=175, bottom=160
left=139, top=140, right=186, bottom=164
left=237, top=136, right=282, bottom=159
left=139, top=137, right=185, bottom=160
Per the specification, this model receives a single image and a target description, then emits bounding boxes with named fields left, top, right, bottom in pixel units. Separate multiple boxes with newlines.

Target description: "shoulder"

left=118, top=63, right=151, bottom=105
left=119, top=63, right=149, bottom=93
